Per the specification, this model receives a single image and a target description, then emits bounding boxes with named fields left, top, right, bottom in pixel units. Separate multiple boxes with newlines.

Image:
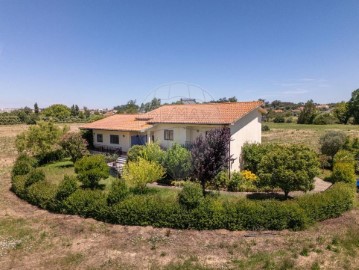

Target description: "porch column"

left=147, top=131, right=151, bottom=143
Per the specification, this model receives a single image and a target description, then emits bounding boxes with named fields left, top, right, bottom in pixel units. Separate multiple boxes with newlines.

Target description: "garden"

left=10, top=121, right=357, bottom=231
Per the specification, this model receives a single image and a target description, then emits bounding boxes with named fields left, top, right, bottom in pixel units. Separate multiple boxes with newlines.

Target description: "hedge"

left=11, top=174, right=356, bottom=231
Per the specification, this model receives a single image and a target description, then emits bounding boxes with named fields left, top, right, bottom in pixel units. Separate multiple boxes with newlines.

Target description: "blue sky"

left=0, top=0, right=358, bottom=108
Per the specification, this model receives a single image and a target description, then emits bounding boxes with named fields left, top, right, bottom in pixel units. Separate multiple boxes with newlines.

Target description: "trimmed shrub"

left=178, top=182, right=203, bottom=210
left=25, top=169, right=45, bottom=188
left=26, top=181, right=58, bottom=210
left=227, top=172, right=245, bottom=192
left=11, top=153, right=37, bottom=177
left=213, top=171, right=229, bottom=189
left=63, top=189, right=108, bottom=220
left=273, top=116, right=285, bottom=123
left=107, top=180, right=129, bottom=205
left=11, top=175, right=27, bottom=199
left=74, top=155, right=109, bottom=189
left=319, top=131, right=347, bottom=159
left=56, top=175, right=78, bottom=201
left=331, top=150, right=356, bottom=183
left=297, top=183, right=355, bottom=223
left=122, top=158, right=165, bottom=192
left=261, top=125, right=270, bottom=131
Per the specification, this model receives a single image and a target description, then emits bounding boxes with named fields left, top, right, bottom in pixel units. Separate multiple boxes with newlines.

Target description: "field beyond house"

left=0, top=123, right=359, bottom=269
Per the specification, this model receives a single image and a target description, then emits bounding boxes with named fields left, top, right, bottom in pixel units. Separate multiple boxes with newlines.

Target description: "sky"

left=0, top=0, right=358, bottom=109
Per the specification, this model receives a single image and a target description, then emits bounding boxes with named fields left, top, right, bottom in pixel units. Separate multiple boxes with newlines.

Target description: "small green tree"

left=297, top=100, right=317, bottom=124
left=15, top=121, right=68, bottom=159
left=163, top=143, right=192, bottom=179
left=127, top=145, right=145, bottom=162
left=74, top=155, right=109, bottom=189
left=122, top=158, right=165, bottom=192
left=178, top=182, right=203, bottom=209
left=258, top=145, right=319, bottom=198
left=107, top=180, right=129, bottom=205
left=56, top=175, right=78, bottom=201
left=60, top=132, right=89, bottom=162
left=319, top=131, right=347, bottom=160
left=333, top=101, right=350, bottom=124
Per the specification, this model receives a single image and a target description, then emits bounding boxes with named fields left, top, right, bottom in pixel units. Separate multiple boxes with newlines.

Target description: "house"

left=80, top=101, right=265, bottom=171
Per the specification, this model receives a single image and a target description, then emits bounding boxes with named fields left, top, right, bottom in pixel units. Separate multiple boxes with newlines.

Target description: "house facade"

left=80, top=101, right=264, bottom=171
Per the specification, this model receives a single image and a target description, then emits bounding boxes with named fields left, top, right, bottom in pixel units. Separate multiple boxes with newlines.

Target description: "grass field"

left=0, top=123, right=359, bottom=269
left=262, top=122, right=359, bottom=151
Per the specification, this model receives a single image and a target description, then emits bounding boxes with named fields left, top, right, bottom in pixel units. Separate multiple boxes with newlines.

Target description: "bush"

left=56, top=175, right=78, bottom=201
left=319, top=131, right=347, bottom=159
left=140, top=143, right=165, bottom=164
left=178, top=182, right=203, bottom=210
left=107, top=180, right=129, bottom=205
left=331, top=150, right=356, bottom=183
left=313, top=113, right=337, bottom=125
left=74, top=155, right=109, bottom=189
left=213, top=171, right=229, bottom=189
left=162, top=143, right=192, bottom=180
left=273, top=116, right=285, bottom=123
left=242, top=143, right=276, bottom=174
left=25, top=169, right=45, bottom=188
left=261, top=125, right=270, bottom=131
left=11, top=153, right=37, bottom=177
left=63, top=189, right=108, bottom=220
left=127, top=145, right=145, bottom=162
left=11, top=175, right=27, bottom=199
left=122, top=158, right=165, bottom=192
left=297, top=183, right=355, bottom=223
left=26, top=181, right=58, bottom=210
left=227, top=171, right=244, bottom=192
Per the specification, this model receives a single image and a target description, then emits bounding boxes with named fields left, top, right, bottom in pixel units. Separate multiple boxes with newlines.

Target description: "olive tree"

left=319, top=131, right=347, bottom=160
left=60, top=132, right=89, bottom=162
left=258, top=145, right=320, bottom=198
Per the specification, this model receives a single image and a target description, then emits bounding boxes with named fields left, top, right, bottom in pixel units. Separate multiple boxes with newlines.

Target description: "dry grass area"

left=0, top=124, right=359, bottom=269
left=262, top=123, right=359, bottom=151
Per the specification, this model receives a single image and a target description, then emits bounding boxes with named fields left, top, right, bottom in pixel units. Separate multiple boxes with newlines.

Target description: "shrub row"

left=11, top=174, right=355, bottom=231
left=0, top=115, right=21, bottom=125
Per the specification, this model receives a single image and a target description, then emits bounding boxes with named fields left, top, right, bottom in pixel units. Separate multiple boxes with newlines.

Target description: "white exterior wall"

left=149, top=124, right=222, bottom=149
left=92, top=129, right=132, bottom=152
left=229, top=109, right=262, bottom=171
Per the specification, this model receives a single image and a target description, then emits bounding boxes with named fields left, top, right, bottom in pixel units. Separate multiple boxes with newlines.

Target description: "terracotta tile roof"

left=142, top=101, right=263, bottom=124
left=80, top=101, right=263, bottom=131
left=79, top=114, right=153, bottom=132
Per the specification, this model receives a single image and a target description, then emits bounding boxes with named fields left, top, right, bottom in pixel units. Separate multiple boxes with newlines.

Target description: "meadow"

left=0, top=123, right=358, bottom=269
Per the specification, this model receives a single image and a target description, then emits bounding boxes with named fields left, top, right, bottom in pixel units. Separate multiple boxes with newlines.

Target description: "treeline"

left=113, top=96, right=239, bottom=114
left=0, top=103, right=104, bottom=125
left=265, top=88, right=359, bottom=125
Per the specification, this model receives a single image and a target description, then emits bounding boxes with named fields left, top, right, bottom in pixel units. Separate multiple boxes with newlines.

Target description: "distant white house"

left=80, top=101, right=265, bottom=171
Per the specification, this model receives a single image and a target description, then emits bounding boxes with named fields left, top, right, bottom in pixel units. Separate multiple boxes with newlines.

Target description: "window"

left=164, top=130, right=174, bottom=140
left=110, top=135, right=119, bottom=144
left=97, top=134, right=103, bottom=143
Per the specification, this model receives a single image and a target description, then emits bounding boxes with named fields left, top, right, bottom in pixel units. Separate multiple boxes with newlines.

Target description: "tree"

left=348, top=89, right=359, bottom=124
left=191, top=128, right=231, bottom=195
left=163, top=143, right=192, bottom=179
left=297, top=100, right=317, bottom=124
left=122, top=158, right=165, bottom=192
left=319, top=131, right=347, bottom=160
left=114, top=100, right=139, bottom=114
left=74, top=155, right=109, bottom=189
left=257, top=145, right=319, bottom=198
left=60, top=132, right=89, bottom=162
left=333, top=101, right=349, bottom=124
left=15, top=121, right=68, bottom=158
left=34, top=103, right=39, bottom=114
left=42, top=104, right=71, bottom=121
left=140, top=98, right=161, bottom=112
